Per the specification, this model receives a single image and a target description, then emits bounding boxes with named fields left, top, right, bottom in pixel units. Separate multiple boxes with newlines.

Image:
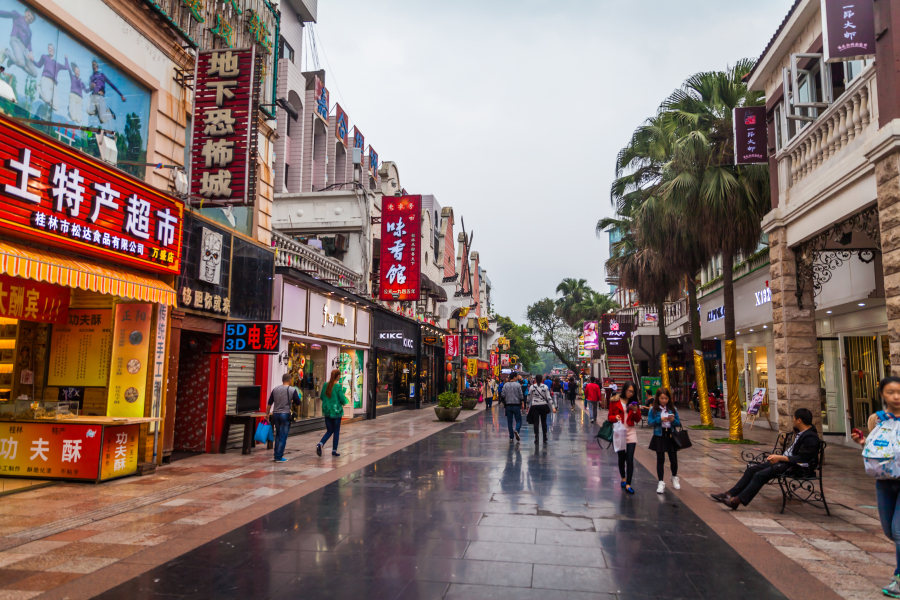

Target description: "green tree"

left=554, top=278, right=592, bottom=328
left=657, top=60, right=770, bottom=439
left=495, top=315, right=539, bottom=371
left=526, top=298, right=580, bottom=374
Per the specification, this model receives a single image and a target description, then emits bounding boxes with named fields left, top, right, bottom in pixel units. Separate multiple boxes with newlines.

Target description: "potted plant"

left=460, top=387, right=479, bottom=410
left=435, top=392, right=462, bottom=421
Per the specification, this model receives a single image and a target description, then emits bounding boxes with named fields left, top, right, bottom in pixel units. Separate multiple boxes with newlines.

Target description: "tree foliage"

left=526, top=298, right=580, bottom=374
left=495, top=315, right=539, bottom=371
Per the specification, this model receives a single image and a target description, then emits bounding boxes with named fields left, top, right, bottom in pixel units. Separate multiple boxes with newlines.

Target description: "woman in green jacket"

left=316, top=369, right=349, bottom=457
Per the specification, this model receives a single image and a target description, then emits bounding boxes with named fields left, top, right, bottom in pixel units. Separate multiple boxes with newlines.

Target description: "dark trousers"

left=486, top=394, right=493, bottom=409
left=271, top=413, right=291, bottom=460
left=728, top=462, right=792, bottom=505
left=506, top=405, right=522, bottom=438
left=618, top=443, right=636, bottom=485
left=319, top=416, right=342, bottom=452
left=531, top=405, right=549, bottom=440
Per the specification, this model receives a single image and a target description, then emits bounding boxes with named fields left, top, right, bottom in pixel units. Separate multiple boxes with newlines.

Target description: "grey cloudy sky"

left=313, top=0, right=794, bottom=323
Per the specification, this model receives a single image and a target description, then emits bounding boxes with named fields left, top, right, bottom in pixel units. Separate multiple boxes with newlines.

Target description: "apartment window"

left=281, top=38, right=295, bottom=63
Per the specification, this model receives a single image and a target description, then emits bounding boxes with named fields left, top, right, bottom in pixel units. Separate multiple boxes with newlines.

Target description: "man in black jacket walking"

left=711, top=408, right=820, bottom=510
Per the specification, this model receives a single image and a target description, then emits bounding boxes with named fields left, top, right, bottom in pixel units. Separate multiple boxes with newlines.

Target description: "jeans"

left=506, top=405, right=522, bottom=439
left=588, top=401, right=599, bottom=421
left=618, top=443, right=636, bottom=485
left=319, top=417, right=342, bottom=452
left=877, top=480, right=900, bottom=576
left=486, top=394, right=493, bottom=409
left=270, top=413, right=291, bottom=460
left=728, top=462, right=792, bottom=506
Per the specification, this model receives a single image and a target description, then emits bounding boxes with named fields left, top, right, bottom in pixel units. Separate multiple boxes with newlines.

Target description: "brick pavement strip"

left=633, top=409, right=893, bottom=600
left=0, top=407, right=483, bottom=598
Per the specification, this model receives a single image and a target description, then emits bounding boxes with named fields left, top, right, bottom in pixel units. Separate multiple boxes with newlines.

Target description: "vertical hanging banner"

left=314, top=76, right=329, bottom=123
left=822, top=0, right=876, bottom=62
left=335, top=104, right=349, bottom=145
left=445, top=335, right=459, bottom=357
left=379, top=195, right=421, bottom=301
left=734, top=107, right=769, bottom=165
left=583, top=321, right=600, bottom=350
left=190, top=48, right=260, bottom=206
left=466, top=358, right=478, bottom=377
left=107, top=303, right=152, bottom=418
left=368, top=146, right=379, bottom=177
left=149, top=304, right=168, bottom=434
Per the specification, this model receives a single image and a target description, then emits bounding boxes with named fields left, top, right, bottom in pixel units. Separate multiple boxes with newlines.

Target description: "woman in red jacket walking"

left=608, top=381, right=641, bottom=494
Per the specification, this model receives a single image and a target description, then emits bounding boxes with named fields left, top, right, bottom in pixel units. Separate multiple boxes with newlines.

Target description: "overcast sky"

left=313, top=0, right=793, bottom=323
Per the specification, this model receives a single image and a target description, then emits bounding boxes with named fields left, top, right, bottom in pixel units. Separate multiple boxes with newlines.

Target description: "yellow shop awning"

left=0, top=240, right=177, bottom=306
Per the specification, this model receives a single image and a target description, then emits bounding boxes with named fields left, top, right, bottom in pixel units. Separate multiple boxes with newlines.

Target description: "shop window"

left=0, top=1, right=152, bottom=179
left=339, top=347, right=364, bottom=410
left=818, top=339, right=844, bottom=433
left=288, top=341, right=326, bottom=419
left=845, top=335, right=880, bottom=429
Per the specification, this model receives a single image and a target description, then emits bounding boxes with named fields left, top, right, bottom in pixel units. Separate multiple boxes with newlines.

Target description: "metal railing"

left=272, top=230, right=364, bottom=293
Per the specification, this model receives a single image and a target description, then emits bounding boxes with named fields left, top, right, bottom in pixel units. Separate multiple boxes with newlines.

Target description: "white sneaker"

left=656, top=481, right=666, bottom=494
left=672, top=476, right=681, bottom=490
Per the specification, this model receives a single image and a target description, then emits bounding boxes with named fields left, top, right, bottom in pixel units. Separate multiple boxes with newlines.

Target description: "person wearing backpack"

left=852, top=376, right=900, bottom=598
left=711, top=407, right=819, bottom=509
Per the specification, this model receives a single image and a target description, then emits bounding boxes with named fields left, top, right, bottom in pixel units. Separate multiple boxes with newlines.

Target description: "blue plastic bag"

left=255, top=420, right=272, bottom=444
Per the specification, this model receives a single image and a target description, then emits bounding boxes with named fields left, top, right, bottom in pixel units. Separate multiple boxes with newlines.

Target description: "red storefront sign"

left=0, top=422, right=137, bottom=481
left=379, top=195, right=421, bottom=301
left=490, top=352, right=499, bottom=367
left=190, top=48, right=259, bottom=206
left=0, top=115, right=183, bottom=275
left=733, top=106, right=768, bottom=165
left=446, top=335, right=459, bottom=357
left=0, top=274, right=69, bottom=324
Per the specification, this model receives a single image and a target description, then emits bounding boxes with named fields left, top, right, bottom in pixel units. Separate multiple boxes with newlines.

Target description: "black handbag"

left=526, top=409, right=536, bottom=425
left=673, top=425, right=692, bottom=450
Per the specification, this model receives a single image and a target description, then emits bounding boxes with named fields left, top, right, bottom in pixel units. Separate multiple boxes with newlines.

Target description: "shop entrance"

left=844, top=335, right=882, bottom=430
left=173, top=332, right=215, bottom=453
left=376, top=352, right=416, bottom=414
left=288, top=341, right=327, bottom=420
left=818, top=339, right=845, bottom=433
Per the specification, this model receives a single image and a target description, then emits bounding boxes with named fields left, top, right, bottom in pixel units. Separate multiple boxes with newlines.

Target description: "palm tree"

left=658, top=60, right=770, bottom=440
left=573, top=290, right=619, bottom=326
left=555, top=278, right=593, bottom=328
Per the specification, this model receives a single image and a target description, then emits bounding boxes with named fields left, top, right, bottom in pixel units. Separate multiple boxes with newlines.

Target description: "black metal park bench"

left=740, top=431, right=830, bottom=516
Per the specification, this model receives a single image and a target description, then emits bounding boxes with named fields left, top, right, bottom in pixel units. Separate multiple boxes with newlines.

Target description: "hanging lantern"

left=446, top=373, right=453, bottom=383
left=446, top=362, right=453, bottom=372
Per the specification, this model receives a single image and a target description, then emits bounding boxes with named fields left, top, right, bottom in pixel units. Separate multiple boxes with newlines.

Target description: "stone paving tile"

left=0, top=407, right=479, bottom=597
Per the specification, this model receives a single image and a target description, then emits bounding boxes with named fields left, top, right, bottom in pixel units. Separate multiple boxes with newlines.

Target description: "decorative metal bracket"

left=795, top=205, right=881, bottom=309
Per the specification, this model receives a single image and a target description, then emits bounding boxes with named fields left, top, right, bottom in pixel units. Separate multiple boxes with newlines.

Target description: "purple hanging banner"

left=822, top=0, right=876, bottom=63
left=733, top=106, right=768, bottom=165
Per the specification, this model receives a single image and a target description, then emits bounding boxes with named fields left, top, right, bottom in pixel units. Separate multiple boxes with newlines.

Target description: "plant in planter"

left=460, top=388, right=479, bottom=410
left=435, top=392, right=462, bottom=422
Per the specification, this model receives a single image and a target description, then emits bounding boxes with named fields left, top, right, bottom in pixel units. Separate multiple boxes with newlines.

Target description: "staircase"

left=606, top=354, right=635, bottom=386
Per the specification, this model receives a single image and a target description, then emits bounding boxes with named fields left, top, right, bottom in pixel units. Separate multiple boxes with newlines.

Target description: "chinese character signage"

left=176, top=214, right=232, bottom=318
left=822, top=0, right=876, bottom=63
left=47, top=309, right=112, bottom=387
left=353, top=126, right=365, bottom=151
left=0, top=115, right=183, bottom=275
left=733, top=106, right=768, bottom=165
left=446, top=335, right=459, bottom=357
left=477, top=317, right=489, bottom=332
left=369, top=146, right=378, bottom=176
left=0, top=421, right=135, bottom=481
left=314, top=75, right=329, bottom=123
left=224, top=320, right=281, bottom=354
left=107, top=303, right=152, bottom=418
left=466, top=358, right=477, bottom=377
left=379, top=195, right=421, bottom=301
left=0, top=274, right=69, bottom=324
left=602, top=314, right=632, bottom=354
left=190, top=48, right=260, bottom=206
left=464, top=335, right=479, bottom=356
left=149, top=304, right=168, bottom=434
left=335, top=103, right=349, bottom=145
left=583, top=320, right=599, bottom=350
left=99, top=424, right=139, bottom=480
left=490, top=352, right=499, bottom=367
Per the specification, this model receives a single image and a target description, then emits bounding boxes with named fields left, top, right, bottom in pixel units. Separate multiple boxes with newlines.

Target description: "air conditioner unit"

left=96, top=132, right=118, bottom=166
left=334, top=234, right=349, bottom=252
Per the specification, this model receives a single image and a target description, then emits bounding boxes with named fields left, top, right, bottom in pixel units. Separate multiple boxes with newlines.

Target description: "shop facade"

left=419, top=323, right=446, bottom=407
left=0, top=114, right=183, bottom=482
left=270, top=268, right=373, bottom=433
left=372, top=309, right=419, bottom=417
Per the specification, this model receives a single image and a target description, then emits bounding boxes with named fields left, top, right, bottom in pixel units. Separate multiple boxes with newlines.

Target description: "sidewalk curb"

left=37, top=407, right=484, bottom=600
left=632, top=445, right=843, bottom=600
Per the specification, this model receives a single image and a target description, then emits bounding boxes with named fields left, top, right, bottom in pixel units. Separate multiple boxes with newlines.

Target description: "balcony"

left=272, top=230, right=363, bottom=294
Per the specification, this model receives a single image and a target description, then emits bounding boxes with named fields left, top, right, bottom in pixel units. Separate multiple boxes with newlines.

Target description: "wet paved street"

left=96, top=404, right=786, bottom=600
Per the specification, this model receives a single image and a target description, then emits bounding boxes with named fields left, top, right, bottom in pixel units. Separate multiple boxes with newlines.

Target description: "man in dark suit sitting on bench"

left=711, top=408, right=820, bottom=510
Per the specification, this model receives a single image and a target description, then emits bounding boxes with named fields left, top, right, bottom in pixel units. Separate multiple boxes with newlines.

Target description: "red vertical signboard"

left=446, top=335, right=459, bottom=357
left=379, top=195, right=421, bottom=301
left=822, top=0, right=876, bottom=63
left=733, top=106, right=768, bottom=165
left=190, top=48, right=259, bottom=206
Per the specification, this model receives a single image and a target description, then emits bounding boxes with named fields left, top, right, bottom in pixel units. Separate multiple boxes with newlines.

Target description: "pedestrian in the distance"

left=567, top=376, right=577, bottom=408
left=551, top=377, right=563, bottom=408
left=502, top=372, right=525, bottom=442
left=608, top=381, right=641, bottom=494
left=648, top=387, right=681, bottom=494
left=267, top=373, right=302, bottom=463
left=316, top=369, right=349, bottom=457
left=584, top=376, right=603, bottom=423
left=527, top=375, right=556, bottom=444
left=851, top=376, right=900, bottom=598
left=486, top=377, right=496, bottom=410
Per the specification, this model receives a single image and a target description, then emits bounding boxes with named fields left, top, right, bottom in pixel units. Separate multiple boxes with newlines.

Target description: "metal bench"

left=741, top=432, right=830, bottom=516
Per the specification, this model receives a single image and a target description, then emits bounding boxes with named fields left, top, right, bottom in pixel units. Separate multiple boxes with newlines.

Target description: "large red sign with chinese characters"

left=0, top=115, right=183, bottom=275
left=190, top=48, right=259, bottom=206
left=379, top=195, right=421, bottom=301
left=0, top=274, right=69, bottom=324
left=446, top=335, right=459, bottom=357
